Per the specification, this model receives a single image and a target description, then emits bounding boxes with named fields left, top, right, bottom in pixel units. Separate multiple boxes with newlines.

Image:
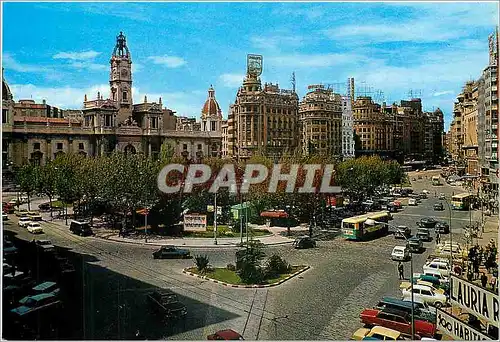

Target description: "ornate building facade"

left=227, top=63, right=299, bottom=161
left=341, top=95, right=355, bottom=159
left=298, top=85, right=342, bottom=157
left=2, top=32, right=223, bottom=169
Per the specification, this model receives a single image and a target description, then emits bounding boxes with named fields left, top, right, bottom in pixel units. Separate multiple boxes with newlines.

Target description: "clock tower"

left=110, top=31, right=133, bottom=124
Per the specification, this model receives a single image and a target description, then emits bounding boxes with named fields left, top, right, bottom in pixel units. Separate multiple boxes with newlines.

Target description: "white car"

left=402, top=284, right=447, bottom=308
left=8, top=198, right=19, bottom=205
left=27, top=222, right=44, bottom=234
left=391, top=246, right=410, bottom=261
left=18, top=217, right=32, bottom=228
left=423, top=261, right=450, bottom=277
left=408, top=198, right=417, bottom=206
left=423, top=269, right=449, bottom=285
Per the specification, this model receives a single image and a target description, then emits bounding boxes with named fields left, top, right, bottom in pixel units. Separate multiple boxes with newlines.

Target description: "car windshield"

left=38, top=241, right=51, bottom=245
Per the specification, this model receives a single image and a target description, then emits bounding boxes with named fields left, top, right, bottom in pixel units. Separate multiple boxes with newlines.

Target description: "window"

left=211, top=121, right=216, bottom=131
left=183, top=144, right=188, bottom=150
left=151, top=117, right=158, bottom=129
left=2, top=109, right=7, bottom=123
left=105, top=115, right=112, bottom=127
left=34, top=143, right=41, bottom=150
left=123, top=91, right=128, bottom=101
left=79, top=143, right=84, bottom=150
left=198, top=144, right=202, bottom=150
left=421, top=290, right=432, bottom=296
left=56, top=143, right=63, bottom=150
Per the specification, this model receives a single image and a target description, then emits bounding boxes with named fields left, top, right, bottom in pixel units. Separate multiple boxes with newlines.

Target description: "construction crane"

left=357, top=81, right=373, bottom=97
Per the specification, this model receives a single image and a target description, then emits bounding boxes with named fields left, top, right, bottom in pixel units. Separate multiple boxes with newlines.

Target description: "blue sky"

left=2, top=2, right=498, bottom=130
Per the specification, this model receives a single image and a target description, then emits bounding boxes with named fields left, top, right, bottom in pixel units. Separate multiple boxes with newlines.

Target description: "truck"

left=146, top=289, right=187, bottom=320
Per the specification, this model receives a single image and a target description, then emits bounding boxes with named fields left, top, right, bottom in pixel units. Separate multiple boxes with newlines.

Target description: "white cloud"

left=132, top=63, right=143, bottom=73
left=9, top=83, right=110, bottom=109
left=68, top=61, right=107, bottom=71
left=3, top=53, right=49, bottom=73
left=219, top=73, right=245, bottom=87
left=147, top=55, right=187, bottom=68
left=250, top=35, right=304, bottom=50
left=267, top=53, right=364, bottom=68
left=433, top=90, right=454, bottom=97
left=53, top=50, right=101, bottom=60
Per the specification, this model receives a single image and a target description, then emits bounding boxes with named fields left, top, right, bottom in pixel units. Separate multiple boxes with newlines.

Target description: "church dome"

left=2, top=70, right=13, bottom=101
left=201, top=85, right=222, bottom=118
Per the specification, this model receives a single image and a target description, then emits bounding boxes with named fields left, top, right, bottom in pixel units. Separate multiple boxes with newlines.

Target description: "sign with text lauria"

left=450, top=275, right=499, bottom=325
left=436, top=308, right=491, bottom=340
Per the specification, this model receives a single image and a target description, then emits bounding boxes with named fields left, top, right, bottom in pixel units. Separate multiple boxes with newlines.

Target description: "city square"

left=2, top=2, right=499, bottom=341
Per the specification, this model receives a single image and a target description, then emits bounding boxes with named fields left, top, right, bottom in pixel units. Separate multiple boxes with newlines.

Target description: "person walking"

left=490, top=275, right=497, bottom=292
left=436, top=231, right=441, bottom=244
left=398, top=261, right=404, bottom=280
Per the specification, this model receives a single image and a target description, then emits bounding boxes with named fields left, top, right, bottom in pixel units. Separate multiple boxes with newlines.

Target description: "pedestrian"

left=436, top=231, right=441, bottom=244
left=398, top=261, right=404, bottom=280
left=473, top=260, right=480, bottom=280
left=490, top=275, right=497, bottom=292
left=481, top=273, right=488, bottom=288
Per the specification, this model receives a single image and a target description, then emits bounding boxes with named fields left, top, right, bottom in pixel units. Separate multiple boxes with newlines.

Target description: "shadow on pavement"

left=3, top=230, right=239, bottom=340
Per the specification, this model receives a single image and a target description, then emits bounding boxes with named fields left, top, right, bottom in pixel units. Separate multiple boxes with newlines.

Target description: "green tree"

left=38, top=161, right=58, bottom=218
left=235, top=241, right=266, bottom=284
left=15, top=164, right=41, bottom=211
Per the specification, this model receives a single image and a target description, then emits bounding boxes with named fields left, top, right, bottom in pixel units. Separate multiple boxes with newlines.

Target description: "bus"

left=431, top=176, right=442, bottom=186
left=342, top=211, right=391, bottom=240
left=451, top=193, right=472, bottom=210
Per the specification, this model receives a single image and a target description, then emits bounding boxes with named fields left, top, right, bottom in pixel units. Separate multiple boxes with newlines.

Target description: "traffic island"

left=183, top=265, right=310, bottom=288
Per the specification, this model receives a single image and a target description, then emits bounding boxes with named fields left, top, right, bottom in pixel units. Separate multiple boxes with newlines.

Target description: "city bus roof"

left=342, top=211, right=390, bottom=224
left=451, top=193, right=472, bottom=200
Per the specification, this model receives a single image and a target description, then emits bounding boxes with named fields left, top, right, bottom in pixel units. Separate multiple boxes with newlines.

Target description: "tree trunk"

left=27, top=194, right=31, bottom=211
left=49, top=195, right=53, bottom=219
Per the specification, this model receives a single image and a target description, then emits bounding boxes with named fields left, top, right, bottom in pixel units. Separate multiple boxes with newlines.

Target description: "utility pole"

left=214, top=193, right=218, bottom=245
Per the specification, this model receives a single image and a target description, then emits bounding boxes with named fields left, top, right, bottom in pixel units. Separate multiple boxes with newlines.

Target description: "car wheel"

left=434, top=301, right=443, bottom=308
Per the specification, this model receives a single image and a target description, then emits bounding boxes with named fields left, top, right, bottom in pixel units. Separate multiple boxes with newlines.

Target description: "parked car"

left=394, top=226, right=411, bottom=239
left=402, top=298, right=437, bottom=321
left=207, top=329, right=244, bottom=340
left=3, top=202, right=15, bottom=214
left=16, top=209, right=29, bottom=217
left=2, top=213, right=9, bottom=221
left=152, top=245, right=190, bottom=259
left=391, top=246, right=410, bottom=261
left=292, top=236, right=316, bottom=249
left=10, top=293, right=62, bottom=318
left=435, top=222, right=449, bottom=234
left=408, top=198, right=417, bottom=206
left=34, top=239, right=55, bottom=253
left=352, top=326, right=415, bottom=340
left=419, top=192, right=428, bottom=199
left=28, top=214, right=43, bottom=221
left=375, top=297, right=435, bottom=324
left=416, top=217, right=437, bottom=228
left=423, top=261, right=450, bottom=277
left=387, top=203, right=398, bottom=213
left=433, top=202, right=444, bottom=211
left=416, top=228, right=432, bottom=242
left=69, top=220, right=93, bottom=236
left=19, top=282, right=60, bottom=304
left=18, top=217, right=32, bottom=228
left=407, top=237, right=424, bottom=253
left=27, top=222, right=43, bottom=234
left=359, top=307, right=436, bottom=338
left=401, top=283, right=447, bottom=308
left=3, top=240, right=18, bottom=257
left=438, top=193, right=446, bottom=200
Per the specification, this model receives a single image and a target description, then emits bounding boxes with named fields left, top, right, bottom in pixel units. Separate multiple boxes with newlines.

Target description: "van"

left=69, top=220, right=93, bottom=236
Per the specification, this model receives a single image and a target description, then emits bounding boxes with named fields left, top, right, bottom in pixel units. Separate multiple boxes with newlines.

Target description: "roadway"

left=2, top=173, right=481, bottom=340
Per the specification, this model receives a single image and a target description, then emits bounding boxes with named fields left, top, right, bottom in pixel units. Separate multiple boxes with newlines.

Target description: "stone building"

left=2, top=32, right=223, bottom=168
left=298, top=85, right=342, bottom=157
left=227, top=67, right=299, bottom=161
left=353, top=96, right=394, bottom=154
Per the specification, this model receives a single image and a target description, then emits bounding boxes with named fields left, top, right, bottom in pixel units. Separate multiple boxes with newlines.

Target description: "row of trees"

left=15, top=151, right=404, bottom=233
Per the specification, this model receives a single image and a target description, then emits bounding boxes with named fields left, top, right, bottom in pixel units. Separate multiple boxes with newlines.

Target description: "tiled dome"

left=201, top=85, right=222, bottom=118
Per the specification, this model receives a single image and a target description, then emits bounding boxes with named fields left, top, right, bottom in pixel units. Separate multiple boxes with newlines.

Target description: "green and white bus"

left=451, top=193, right=472, bottom=210
left=342, top=211, right=391, bottom=240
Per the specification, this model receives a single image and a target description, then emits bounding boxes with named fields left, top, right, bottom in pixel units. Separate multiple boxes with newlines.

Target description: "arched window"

left=124, top=144, right=136, bottom=155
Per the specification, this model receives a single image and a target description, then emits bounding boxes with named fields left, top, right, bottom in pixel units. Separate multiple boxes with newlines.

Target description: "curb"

left=182, top=265, right=310, bottom=288
left=94, top=234, right=293, bottom=248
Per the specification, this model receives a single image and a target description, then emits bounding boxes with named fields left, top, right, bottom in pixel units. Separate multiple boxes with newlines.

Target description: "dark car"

left=435, top=222, right=450, bottom=234
left=69, top=220, right=93, bottom=236
left=34, top=239, right=56, bottom=253
left=407, top=237, right=424, bottom=253
left=147, top=289, right=187, bottom=319
left=292, top=236, right=316, bottom=249
left=416, top=228, right=432, bottom=242
left=207, top=329, right=244, bottom=340
left=416, top=217, right=437, bottom=228
left=10, top=293, right=62, bottom=318
left=394, top=226, right=411, bottom=239
left=152, top=245, right=190, bottom=259
left=387, top=203, right=398, bottom=213
left=433, top=203, right=444, bottom=211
